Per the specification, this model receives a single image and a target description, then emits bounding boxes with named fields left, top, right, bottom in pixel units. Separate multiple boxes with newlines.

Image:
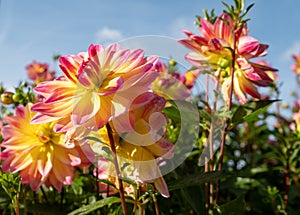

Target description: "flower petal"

left=72, top=91, right=100, bottom=125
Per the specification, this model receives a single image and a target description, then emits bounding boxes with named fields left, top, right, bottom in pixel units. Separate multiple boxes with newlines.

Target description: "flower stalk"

left=106, top=123, right=127, bottom=215
left=216, top=31, right=237, bottom=204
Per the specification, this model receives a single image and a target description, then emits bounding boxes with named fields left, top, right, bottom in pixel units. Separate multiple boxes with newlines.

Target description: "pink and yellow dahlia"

left=87, top=92, right=173, bottom=197
left=31, top=44, right=158, bottom=138
left=0, top=103, right=84, bottom=191
left=26, top=61, right=55, bottom=83
left=291, top=53, right=300, bottom=75
left=178, top=13, right=277, bottom=105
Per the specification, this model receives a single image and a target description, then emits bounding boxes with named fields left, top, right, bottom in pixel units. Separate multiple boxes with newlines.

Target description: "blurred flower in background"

left=26, top=61, right=56, bottom=84
left=291, top=53, right=300, bottom=75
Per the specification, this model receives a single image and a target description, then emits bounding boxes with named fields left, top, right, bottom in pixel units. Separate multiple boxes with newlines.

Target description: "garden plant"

left=1, top=0, right=300, bottom=214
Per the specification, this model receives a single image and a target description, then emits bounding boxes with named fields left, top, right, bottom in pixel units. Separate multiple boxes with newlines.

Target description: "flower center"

left=36, top=126, right=53, bottom=144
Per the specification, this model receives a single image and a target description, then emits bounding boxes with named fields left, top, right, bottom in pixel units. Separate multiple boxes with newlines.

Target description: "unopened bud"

left=169, top=59, right=177, bottom=67
left=12, top=93, right=23, bottom=103
left=1, top=91, right=14, bottom=105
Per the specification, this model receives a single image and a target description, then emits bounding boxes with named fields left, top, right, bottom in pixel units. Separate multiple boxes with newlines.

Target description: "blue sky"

left=1, top=0, right=300, bottom=104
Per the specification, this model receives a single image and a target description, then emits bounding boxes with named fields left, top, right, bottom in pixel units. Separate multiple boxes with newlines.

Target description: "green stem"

left=14, top=192, right=19, bottom=215
left=106, top=123, right=127, bottom=215
left=283, top=146, right=291, bottom=211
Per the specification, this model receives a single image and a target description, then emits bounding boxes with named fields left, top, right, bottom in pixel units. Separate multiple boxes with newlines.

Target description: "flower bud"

left=169, top=59, right=177, bottom=67
left=1, top=91, right=14, bottom=105
left=12, top=93, right=23, bottom=103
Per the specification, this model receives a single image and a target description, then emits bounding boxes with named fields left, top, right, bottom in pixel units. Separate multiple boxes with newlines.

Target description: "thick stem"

left=204, top=74, right=210, bottom=214
left=209, top=70, right=222, bottom=206
left=205, top=161, right=210, bottom=215
left=106, top=124, right=127, bottom=215
left=152, top=194, right=160, bottom=215
left=216, top=32, right=237, bottom=204
left=95, top=159, right=100, bottom=199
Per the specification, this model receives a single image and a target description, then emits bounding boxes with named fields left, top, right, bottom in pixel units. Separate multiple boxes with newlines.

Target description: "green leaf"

left=168, top=171, right=229, bottom=191
left=163, top=105, right=181, bottom=122
left=199, top=109, right=211, bottom=121
left=230, top=100, right=279, bottom=126
left=68, top=197, right=121, bottom=215
left=212, top=195, right=246, bottom=215
left=181, top=186, right=204, bottom=215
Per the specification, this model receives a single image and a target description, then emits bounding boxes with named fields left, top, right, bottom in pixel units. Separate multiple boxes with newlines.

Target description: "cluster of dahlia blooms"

left=26, top=61, right=56, bottom=84
left=0, top=43, right=191, bottom=197
left=178, top=13, right=277, bottom=105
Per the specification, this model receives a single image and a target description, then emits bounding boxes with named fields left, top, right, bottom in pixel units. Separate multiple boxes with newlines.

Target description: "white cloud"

left=281, top=40, right=300, bottom=61
left=168, top=17, right=198, bottom=39
left=95, top=27, right=123, bottom=43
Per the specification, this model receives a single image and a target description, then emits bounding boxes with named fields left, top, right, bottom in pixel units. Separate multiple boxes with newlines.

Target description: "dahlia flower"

left=31, top=44, right=158, bottom=138
left=87, top=92, right=174, bottom=197
left=26, top=61, right=55, bottom=83
left=178, top=13, right=277, bottom=105
left=0, top=103, right=83, bottom=191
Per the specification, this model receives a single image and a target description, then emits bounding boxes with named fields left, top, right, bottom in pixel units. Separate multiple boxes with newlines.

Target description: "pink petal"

left=30, top=113, right=61, bottom=124
left=154, top=177, right=170, bottom=198
left=238, top=36, right=259, bottom=56
left=215, top=13, right=233, bottom=41
left=200, top=18, right=215, bottom=39
left=34, top=80, right=73, bottom=98
left=31, top=101, right=73, bottom=118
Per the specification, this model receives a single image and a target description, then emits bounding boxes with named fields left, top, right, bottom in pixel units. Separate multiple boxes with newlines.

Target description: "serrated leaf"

left=68, top=197, right=121, bottom=215
left=231, top=100, right=279, bottom=126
